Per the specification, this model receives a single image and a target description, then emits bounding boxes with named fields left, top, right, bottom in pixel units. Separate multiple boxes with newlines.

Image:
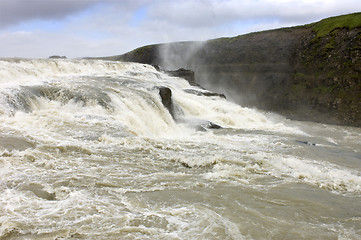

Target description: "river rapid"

left=0, top=59, right=360, bottom=239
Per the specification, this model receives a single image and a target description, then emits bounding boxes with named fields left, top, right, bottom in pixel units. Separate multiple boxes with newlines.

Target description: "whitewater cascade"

left=0, top=59, right=298, bottom=137
left=0, top=59, right=360, bottom=239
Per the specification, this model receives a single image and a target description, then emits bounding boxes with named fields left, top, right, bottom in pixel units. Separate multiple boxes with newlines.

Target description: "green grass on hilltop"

left=207, top=13, right=361, bottom=44
left=312, top=12, right=361, bottom=38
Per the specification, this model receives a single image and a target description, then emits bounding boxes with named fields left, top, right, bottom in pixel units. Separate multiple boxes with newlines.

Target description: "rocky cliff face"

left=289, top=27, right=361, bottom=126
left=104, top=13, right=361, bottom=127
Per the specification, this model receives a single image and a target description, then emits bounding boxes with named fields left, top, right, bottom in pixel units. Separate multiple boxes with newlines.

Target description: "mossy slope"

left=311, top=12, right=361, bottom=38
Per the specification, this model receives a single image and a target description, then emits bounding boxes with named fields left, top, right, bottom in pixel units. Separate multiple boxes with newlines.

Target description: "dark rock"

left=296, top=140, right=316, bottom=146
left=181, top=162, right=192, bottom=168
left=201, top=121, right=222, bottom=129
left=165, top=68, right=196, bottom=85
left=49, top=55, right=67, bottom=59
left=159, top=87, right=174, bottom=117
left=184, top=89, right=226, bottom=99
left=152, top=65, right=162, bottom=71
left=158, top=87, right=222, bottom=130
left=194, top=121, right=222, bottom=131
left=202, top=92, right=226, bottom=99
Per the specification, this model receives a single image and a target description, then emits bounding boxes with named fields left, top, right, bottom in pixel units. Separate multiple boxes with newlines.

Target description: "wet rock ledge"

left=158, top=68, right=224, bottom=131
left=165, top=68, right=196, bottom=85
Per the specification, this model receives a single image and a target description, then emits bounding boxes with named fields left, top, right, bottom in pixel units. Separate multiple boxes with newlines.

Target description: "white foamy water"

left=0, top=59, right=360, bottom=239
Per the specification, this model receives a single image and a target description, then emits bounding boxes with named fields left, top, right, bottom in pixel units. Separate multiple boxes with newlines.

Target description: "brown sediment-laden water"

left=0, top=59, right=360, bottom=239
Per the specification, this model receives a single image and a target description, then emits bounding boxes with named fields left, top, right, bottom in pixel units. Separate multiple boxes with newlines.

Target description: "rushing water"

left=0, top=59, right=360, bottom=240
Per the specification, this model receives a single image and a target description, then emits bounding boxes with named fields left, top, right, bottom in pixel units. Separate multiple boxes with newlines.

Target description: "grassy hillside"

left=311, top=12, right=361, bottom=38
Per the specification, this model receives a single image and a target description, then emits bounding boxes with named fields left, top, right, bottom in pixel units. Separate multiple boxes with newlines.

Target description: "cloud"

left=0, top=0, right=100, bottom=27
left=0, top=0, right=360, bottom=58
left=147, top=0, right=361, bottom=28
left=0, top=0, right=153, bottom=28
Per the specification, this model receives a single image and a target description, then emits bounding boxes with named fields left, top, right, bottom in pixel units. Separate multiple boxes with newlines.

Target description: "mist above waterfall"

left=157, top=41, right=205, bottom=70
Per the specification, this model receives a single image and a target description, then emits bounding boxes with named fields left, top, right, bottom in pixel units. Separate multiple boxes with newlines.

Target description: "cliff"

left=103, top=13, right=361, bottom=127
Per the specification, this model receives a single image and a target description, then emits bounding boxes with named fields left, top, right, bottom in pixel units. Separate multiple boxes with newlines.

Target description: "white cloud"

left=0, top=0, right=100, bottom=27
left=0, top=0, right=360, bottom=58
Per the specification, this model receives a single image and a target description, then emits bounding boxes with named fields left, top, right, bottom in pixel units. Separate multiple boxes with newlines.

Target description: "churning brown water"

left=0, top=59, right=360, bottom=239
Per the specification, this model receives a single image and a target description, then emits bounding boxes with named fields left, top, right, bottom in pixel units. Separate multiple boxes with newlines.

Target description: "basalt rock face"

left=288, top=27, right=361, bottom=126
left=183, top=89, right=226, bottom=99
left=105, top=13, right=361, bottom=127
left=158, top=86, right=223, bottom=130
left=165, top=68, right=196, bottom=85
left=159, top=87, right=174, bottom=118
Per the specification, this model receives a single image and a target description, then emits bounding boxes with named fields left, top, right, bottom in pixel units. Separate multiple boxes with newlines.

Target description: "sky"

left=0, top=0, right=360, bottom=58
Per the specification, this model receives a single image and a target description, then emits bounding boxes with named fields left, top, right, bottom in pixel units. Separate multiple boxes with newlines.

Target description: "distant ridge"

left=101, top=12, right=361, bottom=127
